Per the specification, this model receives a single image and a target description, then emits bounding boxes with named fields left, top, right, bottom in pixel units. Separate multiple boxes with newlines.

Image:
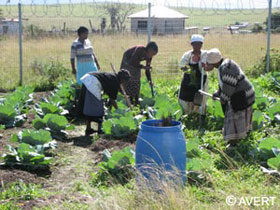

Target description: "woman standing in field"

left=178, top=34, right=208, bottom=115
left=78, top=69, right=131, bottom=136
left=71, top=26, right=101, bottom=85
left=120, top=42, right=158, bottom=105
left=205, top=48, right=255, bottom=144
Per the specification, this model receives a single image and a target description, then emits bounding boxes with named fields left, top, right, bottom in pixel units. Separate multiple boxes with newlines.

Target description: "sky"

left=1, top=0, right=280, bottom=9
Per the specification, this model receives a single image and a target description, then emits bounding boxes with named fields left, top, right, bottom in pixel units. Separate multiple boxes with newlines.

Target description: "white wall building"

left=128, top=6, right=188, bottom=35
left=0, top=18, right=20, bottom=35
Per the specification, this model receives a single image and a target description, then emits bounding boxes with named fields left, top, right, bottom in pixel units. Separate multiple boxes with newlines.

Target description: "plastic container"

left=136, top=119, right=186, bottom=188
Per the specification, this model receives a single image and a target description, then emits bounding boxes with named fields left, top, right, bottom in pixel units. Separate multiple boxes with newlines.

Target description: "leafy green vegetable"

left=267, top=102, right=280, bottom=121
left=91, top=147, right=135, bottom=187
left=257, top=137, right=280, bottom=168
left=267, top=155, right=280, bottom=171
left=33, top=114, right=74, bottom=131
left=32, top=114, right=74, bottom=140
left=0, top=86, right=33, bottom=128
left=0, top=105, right=17, bottom=124
left=186, top=138, right=214, bottom=172
left=207, top=99, right=224, bottom=118
left=3, top=143, right=52, bottom=168
left=103, top=112, right=137, bottom=138
left=10, top=129, right=55, bottom=148
left=252, top=110, right=264, bottom=130
left=35, top=102, right=68, bottom=117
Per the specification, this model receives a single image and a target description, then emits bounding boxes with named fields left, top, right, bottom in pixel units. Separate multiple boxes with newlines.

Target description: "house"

left=128, top=6, right=188, bottom=35
left=0, top=18, right=20, bottom=35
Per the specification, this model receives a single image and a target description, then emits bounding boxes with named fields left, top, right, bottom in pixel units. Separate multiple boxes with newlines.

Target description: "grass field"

left=1, top=33, right=280, bottom=90
left=0, top=3, right=275, bottom=30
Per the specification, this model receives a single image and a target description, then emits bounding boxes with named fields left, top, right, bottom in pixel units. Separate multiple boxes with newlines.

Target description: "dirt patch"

left=0, top=169, right=44, bottom=187
left=91, top=138, right=135, bottom=153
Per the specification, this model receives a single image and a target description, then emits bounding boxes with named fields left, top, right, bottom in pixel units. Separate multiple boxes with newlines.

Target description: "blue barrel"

left=136, top=119, right=186, bottom=187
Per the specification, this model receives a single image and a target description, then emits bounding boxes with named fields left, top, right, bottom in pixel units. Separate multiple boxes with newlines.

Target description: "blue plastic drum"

left=136, top=119, right=186, bottom=187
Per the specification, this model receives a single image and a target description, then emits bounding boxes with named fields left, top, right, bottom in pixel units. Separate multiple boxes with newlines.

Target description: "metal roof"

left=128, top=6, right=188, bottom=19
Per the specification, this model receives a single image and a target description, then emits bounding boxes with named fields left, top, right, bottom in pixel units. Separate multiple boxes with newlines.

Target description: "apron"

left=179, top=63, right=207, bottom=102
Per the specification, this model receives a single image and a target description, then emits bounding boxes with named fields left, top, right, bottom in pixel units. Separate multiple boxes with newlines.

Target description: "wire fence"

left=0, top=0, right=280, bottom=90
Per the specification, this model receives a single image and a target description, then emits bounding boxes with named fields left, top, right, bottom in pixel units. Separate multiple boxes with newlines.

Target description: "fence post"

left=147, top=2, right=152, bottom=43
left=266, top=0, right=272, bottom=73
left=18, top=2, right=23, bottom=86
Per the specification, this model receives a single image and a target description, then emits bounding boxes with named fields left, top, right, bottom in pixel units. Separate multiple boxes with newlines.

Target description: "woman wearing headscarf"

left=71, top=26, right=100, bottom=85
left=120, top=41, right=158, bottom=105
left=205, top=48, right=255, bottom=143
left=78, top=69, right=131, bottom=136
left=178, top=34, right=208, bottom=115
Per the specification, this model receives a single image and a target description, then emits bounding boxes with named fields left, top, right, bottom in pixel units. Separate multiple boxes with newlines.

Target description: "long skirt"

left=121, top=56, right=141, bottom=98
left=223, top=104, right=253, bottom=141
left=76, top=61, right=98, bottom=85
left=77, top=85, right=103, bottom=123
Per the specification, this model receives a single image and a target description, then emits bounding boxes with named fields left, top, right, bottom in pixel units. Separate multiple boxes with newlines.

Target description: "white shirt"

left=179, top=50, right=207, bottom=72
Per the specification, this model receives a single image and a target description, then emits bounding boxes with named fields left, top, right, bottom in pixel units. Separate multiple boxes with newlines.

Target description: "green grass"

left=30, top=165, right=280, bottom=210
left=1, top=33, right=280, bottom=91
left=0, top=181, right=50, bottom=209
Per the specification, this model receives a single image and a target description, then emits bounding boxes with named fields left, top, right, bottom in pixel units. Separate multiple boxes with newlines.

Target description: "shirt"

left=218, top=59, right=255, bottom=106
left=179, top=50, right=207, bottom=72
left=122, top=45, right=152, bottom=69
left=88, top=72, right=121, bottom=100
left=70, top=39, right=95, bottom=63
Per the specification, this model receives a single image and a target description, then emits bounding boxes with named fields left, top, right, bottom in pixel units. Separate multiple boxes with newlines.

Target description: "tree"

left=265, top=12, right=280, bottom=30
left=104, top=3, right=135, bottom=32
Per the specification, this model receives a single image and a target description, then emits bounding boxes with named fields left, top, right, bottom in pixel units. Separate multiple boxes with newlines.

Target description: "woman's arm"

left=71, top=59, right=76, bottom=75
left=179, top=51, right=192, bottom=71
left=70, top=44, right=77, bottom=75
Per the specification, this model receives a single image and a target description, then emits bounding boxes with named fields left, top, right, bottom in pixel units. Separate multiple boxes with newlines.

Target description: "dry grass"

left=1, top=33, right=280, bottom=90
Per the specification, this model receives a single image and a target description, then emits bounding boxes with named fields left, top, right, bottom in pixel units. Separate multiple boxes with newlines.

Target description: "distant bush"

left=252, top=24, right=263, bottom=33
left=265, top=12, right=280, bottom=30
left=30, top=60, right=72, bottom=91
left=248, top=48, right=280, bottom=77
left=25, top=24, right=47, bottom=38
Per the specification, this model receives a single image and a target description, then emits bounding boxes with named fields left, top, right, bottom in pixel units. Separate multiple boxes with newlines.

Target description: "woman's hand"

left=212, top=91, right=220, bottom=101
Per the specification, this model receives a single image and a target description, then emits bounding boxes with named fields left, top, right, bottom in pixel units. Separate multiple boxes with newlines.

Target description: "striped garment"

left=218, top=59, right=255, bottom=110
left=71, top=39, right=98, bottom=84
left=71, top=39, right=95, bottom=63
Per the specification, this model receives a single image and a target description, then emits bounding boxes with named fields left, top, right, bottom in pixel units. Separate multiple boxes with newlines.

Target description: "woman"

left=78, top=69, right=131, bottom=135
left=121, top=41, right=158, bottom=105
left=178, top=34, right=208, bottom=115
left=205, top=48, right=255, bottom=143
left=71, top=26, right=100, bottom=85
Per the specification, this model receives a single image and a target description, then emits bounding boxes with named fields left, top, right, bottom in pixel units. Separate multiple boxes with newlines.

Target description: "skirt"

left=223, top=104, right=253, bottom=141
left=77, top=85, right=103, bottom=123
left=76, top=61, right=98, bottom=85
left=121, top=56, right=141, bottom=98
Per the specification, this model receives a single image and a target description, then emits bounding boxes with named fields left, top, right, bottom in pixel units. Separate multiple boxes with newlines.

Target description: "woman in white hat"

left=205, top=48, right=255, bottom=144
left=178, top=34, right=208, bottom=115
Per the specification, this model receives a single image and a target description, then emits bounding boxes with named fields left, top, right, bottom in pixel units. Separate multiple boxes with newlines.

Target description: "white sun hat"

left=206, top=48, right=222, bottom=64
left=190, top=34, right=204, bottom=43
